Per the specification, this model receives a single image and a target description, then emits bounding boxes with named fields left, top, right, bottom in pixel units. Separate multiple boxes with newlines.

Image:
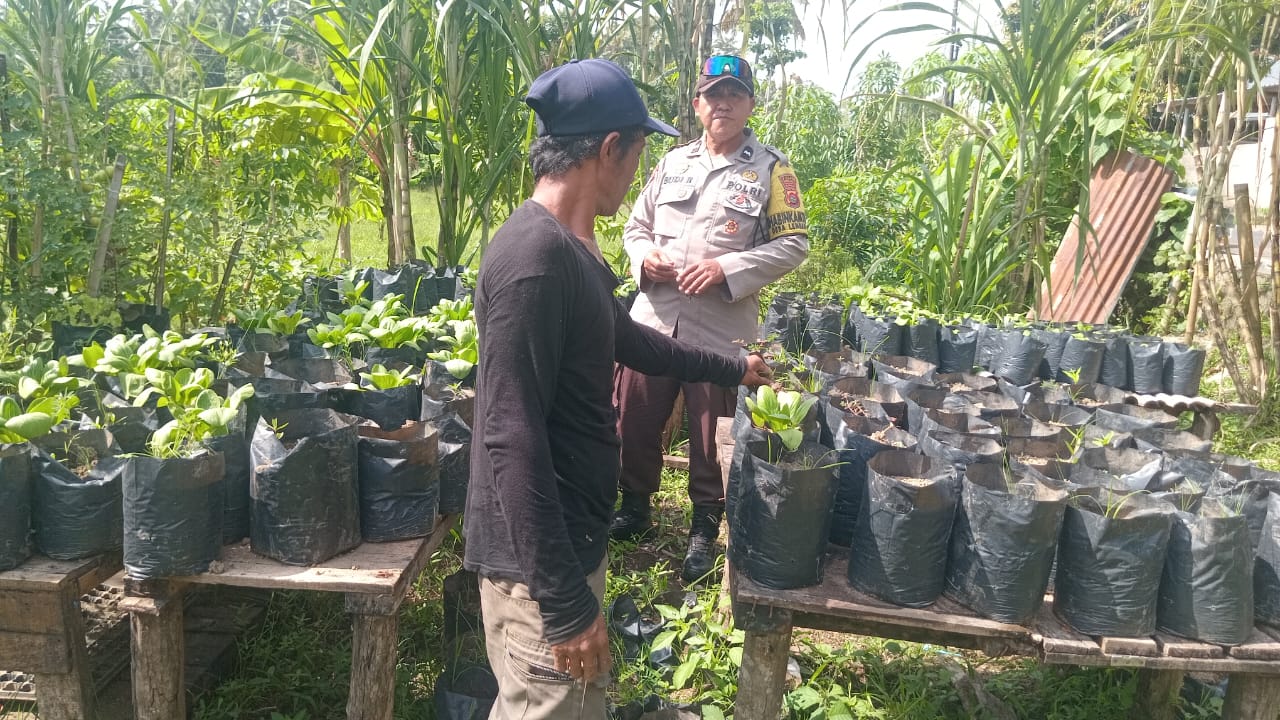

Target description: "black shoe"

left=681, top=505, right=724, bottom=584
left=609, top=491, right=653, bottom=542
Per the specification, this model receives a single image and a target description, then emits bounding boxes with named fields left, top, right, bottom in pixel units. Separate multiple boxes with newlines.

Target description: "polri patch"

left=741, top=170, right=758, bottom=182
left=724, top=191, right=757, bottom=213
left=739, top=145, right=754, bottom=161
left=724, top=219, right=739, bottom=234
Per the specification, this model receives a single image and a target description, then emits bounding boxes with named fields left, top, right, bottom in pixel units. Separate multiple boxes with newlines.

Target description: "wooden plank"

left=183, top=515, right=458, bottom=595
left=131, top=587, right=186, bottom=720
left=733, top=554, right=1031, bottom=641
left=716, top=417, right=734, bottom=447
left=1222, top=674, right=1280, bottom=720
left=32, top=582, right=94, bottom=720
left=0, top=554, right=107, bottom=591
left=347, top=612, right=399, bottom=720
left=1229, top=629, right=1280, bottom=661
left=1030, top=598, right=1101, bottom=656
left=735, top=622, right=794, bottom=720
left=0, top=632, right=69, bottom=674
left=1100, top=636, right=1160, bottom=657
left=1153, top=632, right=1224, bottom=659
left=1042, top=651, right=1280, bottom=674
left=0, top=590, right=63, bottom=633
left=663, top=454, right=690, bottom=471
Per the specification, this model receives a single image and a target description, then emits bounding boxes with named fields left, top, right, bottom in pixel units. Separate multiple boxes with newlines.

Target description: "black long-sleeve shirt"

left=463, top=200, right=745, bottom=644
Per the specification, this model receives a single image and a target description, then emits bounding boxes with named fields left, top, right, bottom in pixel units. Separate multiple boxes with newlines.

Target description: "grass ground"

left=179, top=466, right=1229, bottom=720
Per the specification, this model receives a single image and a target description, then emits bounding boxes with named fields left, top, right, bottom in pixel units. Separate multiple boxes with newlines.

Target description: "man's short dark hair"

left=529, top=126, right=645, bottom=181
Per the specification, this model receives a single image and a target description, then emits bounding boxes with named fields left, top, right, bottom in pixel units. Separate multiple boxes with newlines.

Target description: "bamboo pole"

left=1269, top=106, right=1280, bottom=414
left=154, top=106, right=175, bottom=311
left=86, top=154, right=128, bottom=298
left=0, top=54, right=16, bottom=280
left=337, top=158, right=352, bottom=263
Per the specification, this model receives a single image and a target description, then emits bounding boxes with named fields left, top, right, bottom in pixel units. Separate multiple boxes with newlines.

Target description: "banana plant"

left=744, top=385, right=817, bottom=453
left=427, top=319, right=478, bottom=380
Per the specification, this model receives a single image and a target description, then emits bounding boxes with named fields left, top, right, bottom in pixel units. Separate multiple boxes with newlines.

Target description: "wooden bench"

left=121, top=515, right=459, bottom=720
left=0, top=552, right=122, bottom=720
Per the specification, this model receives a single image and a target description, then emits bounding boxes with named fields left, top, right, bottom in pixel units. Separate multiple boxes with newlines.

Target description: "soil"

left=868, top=429, right=905, bottom=447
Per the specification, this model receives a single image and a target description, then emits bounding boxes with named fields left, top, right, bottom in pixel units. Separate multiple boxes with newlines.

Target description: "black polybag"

left=737, top=440, right=837, bottom=589
left=335, top=383, right=422, bottom=431
left=918, top=429, right=1003, bottom=475
left=989, top=330, right=1047, bottom=385
left=1256, top=493, right=1280, bottom=626
left=0, top=444, right=33, bottom=570
left=848, top=451, right=958, bottom=607
left=804, top=299, right=845, bottom=354
left=366, top=344, right=432, bottom=369
left=1054, top=490, right=1173, bottom=636
left=938, top=325, right=978, bottom=374
left=421, top=383, right=476, bottom=430
left=1057, top=335, right=1106, bottom=384
left=123, top=451, right=225, bottom=579
left=1098, top=333, right=1131, bottom=389
left=250, top=409, right=362, bottom=565
left=269, top=357, right=352, bottom=385
left=1162, top=342, right=1206, bottom=397
left=1032, top=327, right=1069, bottom=381
left=762, top=293, right=807, bottom=353
left=904, top=317, right=940, bottom=365
left=856, top=315, right=904, bottom=357
left=435, top=414, right=472, bottom=515
left=945, top=463, right=1067, bottom=624
left=1156, top=500, right=1253, bottom=645
left=827, top=415, right=917, bottom=546
left=1127, top=339, right=1165, bottom=394
left=297, top=274, right=344, bottom=315
left=206, top=428, right=252, bottom=545
left=1092, top=404, right=1179, bottom=433
left=973, top=323, right=1001, bottom=371
left=357, top=421, right=440, bottom=542
left=32, top=431, right=126, bottom=560
left=433, top=664, right=497, bottom=720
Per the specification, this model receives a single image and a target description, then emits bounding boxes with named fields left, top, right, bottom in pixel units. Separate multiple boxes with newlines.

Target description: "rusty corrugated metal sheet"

left=1038, top=150, right=1175, bottom=323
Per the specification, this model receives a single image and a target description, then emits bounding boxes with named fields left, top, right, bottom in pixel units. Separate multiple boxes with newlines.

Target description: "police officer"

left=611, top=55, right=809, bottom=583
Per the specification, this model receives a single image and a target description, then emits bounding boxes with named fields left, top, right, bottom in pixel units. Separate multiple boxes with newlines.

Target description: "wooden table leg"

left=346, top=596, right=399, bottom=720
left=736, top=615, right=794, bottom=720
left=129, top=583, right=186, bottom=720
left=32, top=582, right=96, bottom=720
left=1222, top=674, right=1280, bottom=720
left=1135, top=669, right=1184, bottom=720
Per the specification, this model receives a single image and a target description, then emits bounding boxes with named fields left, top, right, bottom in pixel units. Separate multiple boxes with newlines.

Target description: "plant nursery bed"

left=120, top=514, right=460, bottom=720
left=728, top=552, right=1280, bottom=720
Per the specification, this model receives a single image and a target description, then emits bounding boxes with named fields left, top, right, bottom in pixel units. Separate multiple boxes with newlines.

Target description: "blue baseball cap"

left=526, top=59, right=679, bottom=138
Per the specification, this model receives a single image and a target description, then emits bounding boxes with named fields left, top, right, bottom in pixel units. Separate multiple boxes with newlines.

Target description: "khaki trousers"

left=479, top=560, right=608, bottom=720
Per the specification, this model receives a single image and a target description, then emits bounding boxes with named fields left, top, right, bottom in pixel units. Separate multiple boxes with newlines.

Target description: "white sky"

left=786, top=0, right=999, bottom=98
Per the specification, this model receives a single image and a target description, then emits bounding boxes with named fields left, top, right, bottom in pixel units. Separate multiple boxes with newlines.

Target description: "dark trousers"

left=614, top=365, right=736, bottom=507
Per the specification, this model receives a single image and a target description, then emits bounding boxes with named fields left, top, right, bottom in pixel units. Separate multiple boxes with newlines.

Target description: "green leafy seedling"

left=359, top=364, right=417, bottom=390
left=744, top=385, right=817, bottom=452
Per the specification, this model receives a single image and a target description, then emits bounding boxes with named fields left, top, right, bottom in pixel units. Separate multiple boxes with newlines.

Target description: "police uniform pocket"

left=653, top=183, right=695, bottom=239
left=506, top=629, right=575, bottom=683
left=711, top=189, right=763, bottom=250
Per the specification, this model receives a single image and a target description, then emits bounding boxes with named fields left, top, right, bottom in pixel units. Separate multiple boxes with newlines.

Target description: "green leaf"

left=4, top=412, right=54, bottom=440
left=444, top=359, right=474, bottom=379
left=17, top=376, right=40, bottom=400
left=778, top=428, right=803, bottom=452
left=0, top=396, right=20, bottom=421
left=650, top=629, right=678, bottom=652
left=671, top=658, right=698, bottom=689
left=198, top=408, right=238, bottom=433
left=702, top=707, right=725, bottom=720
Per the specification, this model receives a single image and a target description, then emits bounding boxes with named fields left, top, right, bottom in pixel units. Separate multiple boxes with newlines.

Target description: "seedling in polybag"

left=359, top=364, right=417, bottom=390
left=744, top=385, right=816, bottom=452
left=428, top=319, right=478, bottom=380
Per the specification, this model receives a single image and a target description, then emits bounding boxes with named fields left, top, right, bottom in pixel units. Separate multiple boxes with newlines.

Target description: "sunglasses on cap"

left=702, top=55, right=747, bottom=79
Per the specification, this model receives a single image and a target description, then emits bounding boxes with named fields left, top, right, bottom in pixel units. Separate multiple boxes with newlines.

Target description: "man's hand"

left=741, top=353, right=773, bottom=387
left=677, top=259, right=725, bottom=296
left=550, top=613, right=612, bottom=683
left=643, top=249, right=678, bottom=283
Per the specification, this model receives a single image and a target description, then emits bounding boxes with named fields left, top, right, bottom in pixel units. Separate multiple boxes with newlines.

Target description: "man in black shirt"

left=464, top=59, right=771, bottom=719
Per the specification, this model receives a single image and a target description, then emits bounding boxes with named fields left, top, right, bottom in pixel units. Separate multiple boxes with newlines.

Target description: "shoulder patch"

left=765, top=162, right=807, bottom=240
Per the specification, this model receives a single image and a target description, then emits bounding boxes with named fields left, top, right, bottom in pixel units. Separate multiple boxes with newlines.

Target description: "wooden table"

left=0, top=552, right=122, bottom=720
left=121, top=515, right=459, bottom=720
left=714, top=419, right=1280, bottom=720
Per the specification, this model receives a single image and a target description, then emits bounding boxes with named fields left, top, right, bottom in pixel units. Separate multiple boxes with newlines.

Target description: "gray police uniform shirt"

left=624, top=128, right=809, bottom=357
